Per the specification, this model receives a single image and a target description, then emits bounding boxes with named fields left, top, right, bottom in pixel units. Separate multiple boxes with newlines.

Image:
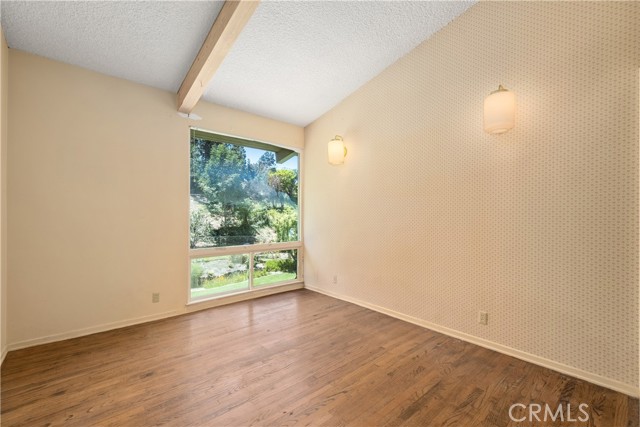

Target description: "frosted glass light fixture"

left=483, top=85, right=516, bottom=134
left=328, top=135, right=347, bottom=165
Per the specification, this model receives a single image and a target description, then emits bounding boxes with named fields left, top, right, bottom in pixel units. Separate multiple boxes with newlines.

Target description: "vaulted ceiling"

left=1, top=1, right=475, bottom=126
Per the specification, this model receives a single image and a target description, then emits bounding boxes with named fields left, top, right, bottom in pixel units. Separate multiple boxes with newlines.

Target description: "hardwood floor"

left=1, top=289, right=637, bottom=426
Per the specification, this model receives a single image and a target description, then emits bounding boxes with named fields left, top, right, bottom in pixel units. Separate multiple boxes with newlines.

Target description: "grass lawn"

left=254, top=272, right=296, bottom=287
left=190, top=272, right=297, bottom=299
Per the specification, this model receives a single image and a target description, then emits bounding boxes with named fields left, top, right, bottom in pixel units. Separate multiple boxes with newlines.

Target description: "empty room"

left=0, top=0, right=638, bottom=426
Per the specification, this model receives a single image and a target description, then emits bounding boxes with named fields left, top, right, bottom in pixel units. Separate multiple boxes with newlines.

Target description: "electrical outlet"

left=332, top=275, right=338, bottom=284
left=478, top=311, right=488, bottom=325
left=152, top=293, right=160, bottom=303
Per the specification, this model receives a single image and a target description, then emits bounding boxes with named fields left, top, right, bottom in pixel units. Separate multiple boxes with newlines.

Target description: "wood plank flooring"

left=1, top=289, right=638, bottom=426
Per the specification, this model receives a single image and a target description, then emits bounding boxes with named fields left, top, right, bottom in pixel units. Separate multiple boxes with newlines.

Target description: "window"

left=189, top=129, right=302, bottom=302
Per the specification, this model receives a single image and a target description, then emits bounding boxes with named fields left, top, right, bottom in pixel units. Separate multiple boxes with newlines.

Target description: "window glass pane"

left=253, top=250, right=298, bottom=287
left=190, top=136, right=299, bottom=248
left=190, top=255, right=249, bottom=300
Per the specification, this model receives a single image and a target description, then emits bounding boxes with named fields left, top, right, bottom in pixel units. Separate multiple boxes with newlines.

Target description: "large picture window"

left=189, top=129, right=301, bottom=302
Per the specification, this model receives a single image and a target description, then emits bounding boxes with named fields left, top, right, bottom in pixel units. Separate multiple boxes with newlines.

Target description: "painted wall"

left=304, top=2, right=639, bottom=394
left=0, top=28, right=8, bottom=363
left=7, top=50, right=303, bottom=348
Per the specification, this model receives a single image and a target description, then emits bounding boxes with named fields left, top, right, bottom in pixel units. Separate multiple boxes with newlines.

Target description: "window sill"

left=185, top=281, right=304, bottom=312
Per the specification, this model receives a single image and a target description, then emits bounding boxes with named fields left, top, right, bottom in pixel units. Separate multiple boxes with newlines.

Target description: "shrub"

left=265, top=258, right=296, bottom=273
left=189, top=208, right=213, bottom=248
left=253, top=269, right=268, bottom=278
left=190, top=263, right=204, bottom=288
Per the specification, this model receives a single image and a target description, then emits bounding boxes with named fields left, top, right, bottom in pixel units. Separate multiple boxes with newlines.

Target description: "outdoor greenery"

left=190, top=138, right=298, bottom=248
left=189, top=137, right=299, bottom=295
left=190, top=250, right=297, bottom=292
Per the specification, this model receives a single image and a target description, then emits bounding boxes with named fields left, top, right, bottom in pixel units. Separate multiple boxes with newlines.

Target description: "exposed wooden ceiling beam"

left=177, top=0, right=259, bottom=113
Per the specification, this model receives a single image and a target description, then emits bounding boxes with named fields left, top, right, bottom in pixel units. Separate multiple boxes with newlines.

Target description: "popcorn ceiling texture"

left=0, top=0, right=474, bottom=128
left=304, top=2, right=639, bottom=390
left=204, top=1, right=474, bottom=126
left=0, top=1, right=224, bottom=93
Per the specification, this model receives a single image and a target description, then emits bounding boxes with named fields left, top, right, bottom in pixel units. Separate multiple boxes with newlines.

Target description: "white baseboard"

left=305, top=285, right=640, bottom=398
left=6, top=285, right=305, bottom=353
left=6, top=309, right=181, bottom=352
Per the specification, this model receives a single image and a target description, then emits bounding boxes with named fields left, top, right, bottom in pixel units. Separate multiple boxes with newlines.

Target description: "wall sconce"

left=328, top=135, right=347, bottom=165
left=483, top=85, right=516, bottom=135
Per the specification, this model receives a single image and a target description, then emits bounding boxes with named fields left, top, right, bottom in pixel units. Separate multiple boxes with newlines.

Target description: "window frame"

left=187, top=128, right=304, bottom=304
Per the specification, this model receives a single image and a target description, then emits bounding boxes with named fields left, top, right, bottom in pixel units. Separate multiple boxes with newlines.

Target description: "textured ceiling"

left=203, top=1, right=475, bottom=126
left=1, top=1, right=475, bottom=127
left=0, top=1, right=224, bottom=93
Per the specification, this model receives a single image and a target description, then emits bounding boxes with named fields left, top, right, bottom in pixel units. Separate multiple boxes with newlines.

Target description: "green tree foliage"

left=267, top=206, right=298, bottom=242
left=190, top=139, right=210, bottom=193
left=194, top=142, right=253, bottom=244
left=267, top=169, right=298, bottom=205
left=189, top=208, right=212, bottom=248
left=190, top=137, right=299, bottom=248
left=200, top=142, right=247, bottom=212
left=258, top=151, right=276, bottom=171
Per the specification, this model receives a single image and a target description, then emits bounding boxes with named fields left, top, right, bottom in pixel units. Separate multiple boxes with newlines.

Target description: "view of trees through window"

left=190, top=137, right=298, bottom=248
left=189, top=133, right=299, bottom=300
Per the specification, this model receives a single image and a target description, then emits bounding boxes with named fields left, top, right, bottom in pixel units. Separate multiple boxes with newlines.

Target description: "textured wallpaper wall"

left=304, top=2, right=639, bottom=392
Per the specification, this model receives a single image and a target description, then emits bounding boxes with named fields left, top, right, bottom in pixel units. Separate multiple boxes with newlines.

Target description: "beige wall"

left=304, top=2, right=639, bottom=395
left=7, top=50, right=303, bottom=348
left=0, top=28, right=7, bottom=363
